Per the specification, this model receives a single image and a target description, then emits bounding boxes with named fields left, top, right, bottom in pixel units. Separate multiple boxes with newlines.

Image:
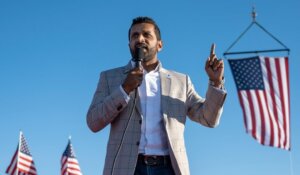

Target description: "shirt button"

left=136, top=141, right=140, bottom=146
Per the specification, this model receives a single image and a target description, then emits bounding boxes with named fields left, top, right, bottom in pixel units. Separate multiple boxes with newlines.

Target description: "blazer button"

left=139, top=120, right=142, bottom=124
left=136, top=141, right=140, bottom=146
left=117, top=104, right=122, bottom=111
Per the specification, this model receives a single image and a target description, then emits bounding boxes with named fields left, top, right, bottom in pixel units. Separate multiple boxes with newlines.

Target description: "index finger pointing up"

left=210, top=43, right=216, bottom=56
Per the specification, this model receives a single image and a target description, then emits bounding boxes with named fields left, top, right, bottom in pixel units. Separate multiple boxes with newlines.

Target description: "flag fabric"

left=228, top=56, right=290, bottom=150
left=6, top=132, right=38, bottom=175
left=61, top=138, right=83, bottom=175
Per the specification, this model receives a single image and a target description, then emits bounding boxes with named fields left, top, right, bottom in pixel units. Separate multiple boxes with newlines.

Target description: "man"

left=87, top=16, right=226, bottom=175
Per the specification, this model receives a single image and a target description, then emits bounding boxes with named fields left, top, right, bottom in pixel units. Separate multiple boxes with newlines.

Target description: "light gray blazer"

left=87, top=62, right=226, bottom=175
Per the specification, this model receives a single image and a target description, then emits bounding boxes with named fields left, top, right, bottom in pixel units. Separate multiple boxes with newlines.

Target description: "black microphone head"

left=133, top=45, right=146, bottom=62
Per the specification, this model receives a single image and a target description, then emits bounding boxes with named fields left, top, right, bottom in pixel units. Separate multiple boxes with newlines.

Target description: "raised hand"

left=205, top=43, right=224, bottom=87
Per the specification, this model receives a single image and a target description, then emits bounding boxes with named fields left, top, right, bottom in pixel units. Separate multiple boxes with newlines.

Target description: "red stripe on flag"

left=265, top=57, right=281, bottom=148
left=238, top=92, right=248, bottom=131
left=275, top=58, right=285, bottom=148
left=247, top=91, right=257, bottom=140
left=255, top=90, right=266, bottom=145
left=285, top=57, right=291, bottom=150
left=67, top=166, right=81, bottom=172
left=18, top=169, right=36, bottom=175
left=263, top=90, right=275, bottom=147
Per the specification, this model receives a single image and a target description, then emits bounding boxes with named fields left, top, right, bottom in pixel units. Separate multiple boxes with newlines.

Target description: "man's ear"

left=157, top=40, right=163, bottom=52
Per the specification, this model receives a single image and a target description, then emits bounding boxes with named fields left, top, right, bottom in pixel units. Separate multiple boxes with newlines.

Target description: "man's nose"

left=137, top=34, right=145, bottom=42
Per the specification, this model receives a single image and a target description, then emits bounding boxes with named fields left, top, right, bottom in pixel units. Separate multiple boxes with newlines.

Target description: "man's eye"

left=132, top=34, right=138, bottom=39
left=144, top=33, right=152, bottom=38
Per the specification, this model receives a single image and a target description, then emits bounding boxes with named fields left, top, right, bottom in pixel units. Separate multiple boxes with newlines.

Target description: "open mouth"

left=135, top=43, right=148, bottom=50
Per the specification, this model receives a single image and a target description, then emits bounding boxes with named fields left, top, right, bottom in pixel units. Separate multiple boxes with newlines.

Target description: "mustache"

left=135, top=43, right=148, bottom=50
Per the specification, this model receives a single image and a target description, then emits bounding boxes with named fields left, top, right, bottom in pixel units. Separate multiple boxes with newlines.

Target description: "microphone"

left=111, top=46, right=145, bottom=175
left=133, top=46, right=145, bottom=68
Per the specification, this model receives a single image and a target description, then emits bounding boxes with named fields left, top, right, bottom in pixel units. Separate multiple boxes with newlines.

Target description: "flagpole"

left=16, top=131, right=22, bottom=175
left=289, top=151, right=294, bottom=175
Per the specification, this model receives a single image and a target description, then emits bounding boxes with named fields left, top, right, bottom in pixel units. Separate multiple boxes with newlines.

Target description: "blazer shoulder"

left=162, top=68, right=188, bottom=79
left=100, top=64, right=128, bottom=76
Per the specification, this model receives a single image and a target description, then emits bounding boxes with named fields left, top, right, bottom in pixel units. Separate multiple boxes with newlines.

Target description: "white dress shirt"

left=120, top=62, right=169, bottom=156
left=137, top=64, right=169, bottom=155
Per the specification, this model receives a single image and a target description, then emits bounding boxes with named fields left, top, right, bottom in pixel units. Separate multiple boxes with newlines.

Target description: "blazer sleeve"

left=86, top=71, right=128, bottom=132
left=186, top=75, right=227, bottom=128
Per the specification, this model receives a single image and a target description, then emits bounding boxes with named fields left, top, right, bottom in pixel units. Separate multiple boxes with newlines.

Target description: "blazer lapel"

left=135, top=93, right=142, bottom=117
left=160, top=69, right=171, bottom=115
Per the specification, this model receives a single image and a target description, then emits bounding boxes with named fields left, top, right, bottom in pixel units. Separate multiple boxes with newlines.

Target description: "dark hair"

left=128, top=16, right=161, bottom=41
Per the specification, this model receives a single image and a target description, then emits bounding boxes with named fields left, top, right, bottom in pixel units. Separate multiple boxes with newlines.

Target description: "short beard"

left=142, top=46, right=157, bottom=62
left=130, top=44, right=158, bottom=62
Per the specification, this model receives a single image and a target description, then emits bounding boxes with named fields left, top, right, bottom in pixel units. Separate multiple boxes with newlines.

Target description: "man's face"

left=129, top=23, right=162, bottom=62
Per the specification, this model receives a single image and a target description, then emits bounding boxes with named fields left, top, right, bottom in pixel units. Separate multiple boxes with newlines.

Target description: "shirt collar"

left=130, top=60, right=162, bottom=73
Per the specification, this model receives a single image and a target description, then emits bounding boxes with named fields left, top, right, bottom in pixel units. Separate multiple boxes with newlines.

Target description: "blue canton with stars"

left=20, top=134, right=32, bottom=156
left=63, top=141, right=76, bottom=158
left=228, top=57, right=265, bottom=90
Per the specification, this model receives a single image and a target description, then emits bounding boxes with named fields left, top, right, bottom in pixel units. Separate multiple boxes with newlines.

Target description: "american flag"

left=6, top=132, right=38, bottom=175
left=228, top=56, right=290, bottom=150
left=61, top=138, right=83, bottom=175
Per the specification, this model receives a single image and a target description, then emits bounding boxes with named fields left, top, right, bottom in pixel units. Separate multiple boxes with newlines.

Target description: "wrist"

left=209, top=77, right=225, bottom=89
left=121, top=84, right=131, bottom=95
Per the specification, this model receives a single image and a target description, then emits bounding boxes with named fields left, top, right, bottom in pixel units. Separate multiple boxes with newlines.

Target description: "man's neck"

left=142, top=58, right=159, bottom=72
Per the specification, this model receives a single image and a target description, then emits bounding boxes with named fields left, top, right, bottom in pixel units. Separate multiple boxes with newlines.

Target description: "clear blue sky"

left=1, top=0, right=299, bottom=174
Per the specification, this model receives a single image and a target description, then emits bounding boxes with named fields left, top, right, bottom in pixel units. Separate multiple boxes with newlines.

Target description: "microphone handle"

left=134, top=46, right=144, bottom=68
left=135, top=60, right=142, bottom=68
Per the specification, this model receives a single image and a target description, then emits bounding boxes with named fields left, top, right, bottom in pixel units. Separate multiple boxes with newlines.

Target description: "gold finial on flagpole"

left=252, top=5, right=257, bottom=22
